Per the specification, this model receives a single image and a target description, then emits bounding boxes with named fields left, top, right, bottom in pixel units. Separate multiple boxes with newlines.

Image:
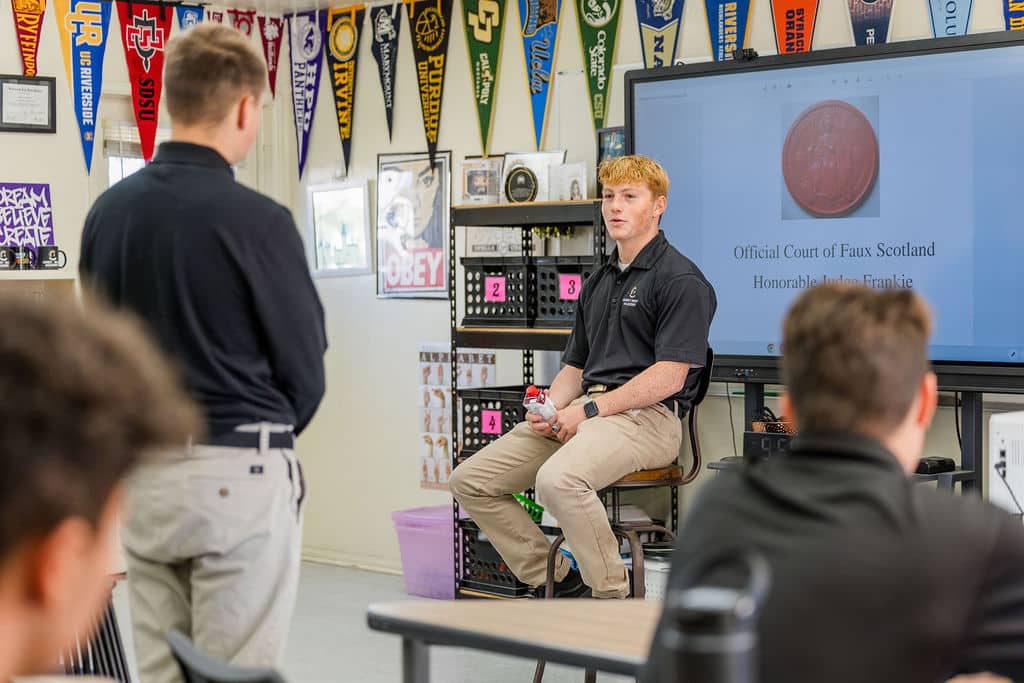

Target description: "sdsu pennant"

left=117, top=1, right=171, bottom=161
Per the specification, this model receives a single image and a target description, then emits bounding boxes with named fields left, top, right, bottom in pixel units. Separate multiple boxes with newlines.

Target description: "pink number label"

left=481, top=410, right=503, bottom=434
left=484, top=276, right=507, bottom=302
left=559, top=274, right=582, bottom=300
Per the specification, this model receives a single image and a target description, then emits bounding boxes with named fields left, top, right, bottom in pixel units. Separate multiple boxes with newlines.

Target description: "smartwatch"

left=583, top=400, right=600, bottom=419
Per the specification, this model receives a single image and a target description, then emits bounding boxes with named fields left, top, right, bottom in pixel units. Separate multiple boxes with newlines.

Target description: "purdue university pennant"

left=407, top=0, right=453, bottom=168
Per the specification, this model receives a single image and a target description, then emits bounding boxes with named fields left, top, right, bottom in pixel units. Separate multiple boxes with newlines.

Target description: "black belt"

left=200, top=431, right=294, bottom=449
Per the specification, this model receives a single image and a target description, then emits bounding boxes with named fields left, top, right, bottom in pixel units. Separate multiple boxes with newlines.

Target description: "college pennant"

left=847, top=0, right=893, bottom=45
left=175, top=4, right=202, bottom=29
left=770, top=0, right=817, bottom=53
left=635, top=0, right=683, bottom=68
left=11, top=0, right=46, bottom=76
left=407, top=0, right=453, bottom=168
left=463, top=0, right=506, bottom=155
left=228, top=8, right=256, bottom=36
left=1006, top=0, right=1024, bottom=29
left=369, top=2, right=402, bottom=141
left=928, top=0, right=972, bottom=35
left=207, top=8, right=223, bottom=22
left=258, top=15, right=284, bottom=98
left=117, top=0, right=170, bottom=162
left=704, top=0, right=751, bottom=61
left=518, top=0, right=562, bottom=149
left=577, top=0, right=621, bottom=134
left=325, top=5, right=364, bottom=174
left=289, top=10, right=325, bottom=177
left=54, top=0, right=110, bottom=172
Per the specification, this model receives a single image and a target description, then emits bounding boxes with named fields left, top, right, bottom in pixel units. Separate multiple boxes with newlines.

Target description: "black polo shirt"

left=561, top=230, right=716, bottom=412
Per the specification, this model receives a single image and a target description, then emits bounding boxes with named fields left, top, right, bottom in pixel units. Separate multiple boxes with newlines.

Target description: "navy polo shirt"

left=561, top=230, right=716, bottom=412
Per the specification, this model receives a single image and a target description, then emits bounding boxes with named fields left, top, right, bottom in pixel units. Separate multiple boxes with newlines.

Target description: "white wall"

left=0, top=0, right=1014, bottom=574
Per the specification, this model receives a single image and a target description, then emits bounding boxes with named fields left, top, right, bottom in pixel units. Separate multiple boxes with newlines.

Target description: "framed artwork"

left=376, top=151, right=451, bottom=299
left=0, top=75, right=56, bottom=133
left=308, top=181, right=372, bottom=277
left=596, top=126, right=625, bottom=168
left=460, top=155, right=503, bottom=204
left=500, top=150, right=566, bottom=203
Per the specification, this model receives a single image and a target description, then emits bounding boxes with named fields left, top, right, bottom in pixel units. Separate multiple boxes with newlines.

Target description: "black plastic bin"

left=533, top=256, right=598, bottom=327
left=461, top=257, right=536, bottom=327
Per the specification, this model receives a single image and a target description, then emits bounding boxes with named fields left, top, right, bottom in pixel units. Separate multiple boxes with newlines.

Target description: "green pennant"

left=463, top=0, right=506, bottom=156
left=576, top=0, right=621, bottom=134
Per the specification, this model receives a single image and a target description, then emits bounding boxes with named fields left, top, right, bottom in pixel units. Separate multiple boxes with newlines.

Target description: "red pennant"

left=228, top=8, right=255, bottom=36
left=207, top=8, right=222, bottom=22
left=257, top=15, right=284, bottom=98
left=11, top=0, right=45, bottom=77
left=117, top=0, right=171, bottom=161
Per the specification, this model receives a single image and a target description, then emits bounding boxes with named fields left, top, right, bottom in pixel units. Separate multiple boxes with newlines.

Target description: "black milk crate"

left=459, top=386, right=527, bottom=456
left=533, top=256, right=598, bottom=327
left=461, top=524, right=531, bottom=597
left=461, top=257, right=536, bottom=327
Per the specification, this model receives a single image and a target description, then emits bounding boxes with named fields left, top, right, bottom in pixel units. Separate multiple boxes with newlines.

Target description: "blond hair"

left=164, top=24, right=266, bottom=127
left=598, top=155, right=670, bottom=198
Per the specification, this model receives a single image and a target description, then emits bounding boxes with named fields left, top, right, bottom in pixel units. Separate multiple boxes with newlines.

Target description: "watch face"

left=584, top=400, right=599, bottom=419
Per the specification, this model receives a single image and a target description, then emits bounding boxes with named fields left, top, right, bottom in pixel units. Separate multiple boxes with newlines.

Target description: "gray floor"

left=114, top=561, right=635, bottom=683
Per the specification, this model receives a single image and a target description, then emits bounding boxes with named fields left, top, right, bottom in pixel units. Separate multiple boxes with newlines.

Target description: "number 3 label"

left=484, top=276, right=507, bottom=302
left=481, top=410, right=502, bottom=434
left=559, top=274, right=581, bottom=300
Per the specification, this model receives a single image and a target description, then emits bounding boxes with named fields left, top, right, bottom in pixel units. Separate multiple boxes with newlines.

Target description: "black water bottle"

left=656, top=549, right=770, bottom=683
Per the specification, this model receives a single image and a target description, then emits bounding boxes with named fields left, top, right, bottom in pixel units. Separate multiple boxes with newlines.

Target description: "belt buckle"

left=588, top=384, right=608, bottom=396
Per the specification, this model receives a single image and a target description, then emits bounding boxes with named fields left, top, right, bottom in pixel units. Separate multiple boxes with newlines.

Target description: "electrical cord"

left=725, top=382, right=738, bottom=457
left=954, top=391, right=962, bottom=454
left=995, top=451, right=1024, bottom=519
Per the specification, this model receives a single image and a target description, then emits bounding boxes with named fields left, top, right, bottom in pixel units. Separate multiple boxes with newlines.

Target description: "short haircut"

left=0, top=294, right=200, bottom=557
left=164, top=24, right=267, bottom=127
left=598, top=155, right=670, bottom=198
left=782, top=283, right=932, bottom=436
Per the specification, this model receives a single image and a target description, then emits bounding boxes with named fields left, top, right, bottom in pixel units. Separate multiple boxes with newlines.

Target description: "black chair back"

left=682, top=347, right=714, bottom=484
left=167, top=630, right=287, bottom=683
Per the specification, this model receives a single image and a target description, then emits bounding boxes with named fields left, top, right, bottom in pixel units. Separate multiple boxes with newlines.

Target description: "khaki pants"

left=450, top=396, right=681, bottom=598
left=121, top=424, right=305, bottom=683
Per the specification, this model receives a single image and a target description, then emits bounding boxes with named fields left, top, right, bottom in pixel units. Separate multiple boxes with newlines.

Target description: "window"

left=103, top=122, right=170, bottom=186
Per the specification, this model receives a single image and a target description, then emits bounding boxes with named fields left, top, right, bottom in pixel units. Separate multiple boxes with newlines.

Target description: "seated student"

left=450, top=155, right=716, bottom=598
left=0, top=294, right=198, bottom=680
left=642, top=283, right=1024, bottom=683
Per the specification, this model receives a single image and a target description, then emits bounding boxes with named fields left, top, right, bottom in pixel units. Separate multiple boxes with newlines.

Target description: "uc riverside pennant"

left=289, top=10, right=325, bottom=178
left=175, top=4, right=203, bottom=29
left=258, top=15, right=284, bottom=98
left=54, top=0, right=110, bottom=172
left=228, top=8, right=256, bottom=36
left=771, top=0, right=817, bottom=53
left=635, top=0, right=684, bottom=68
left=407, top=0, right=453, bottom=168
left=519, top=0, right=562, bottom=149
left=12, top=0, right=45, bottom=76
left=928, top=0, right=972, bottom=35
left=577, top=0, right=621, bottom=134
left=325, top=5, right=364, bottom=174
left=117, top=0, right=171, bottom=162
left=463, top=0, right=506, bottom=155
left=704, top=0, right=751, bottom=61
left=369, top=3, right=402, bottom=141
left=847, top=0, right=893, bottom=45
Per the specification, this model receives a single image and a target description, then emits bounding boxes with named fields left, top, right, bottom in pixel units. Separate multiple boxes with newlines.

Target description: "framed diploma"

left=0, top=76, right=56, bottom=133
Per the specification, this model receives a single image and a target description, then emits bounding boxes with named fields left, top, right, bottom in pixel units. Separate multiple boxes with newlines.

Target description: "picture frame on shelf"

left=308, top=181, right=372, bottom=277
left=0, top=75, right=55, bottom=133
left=460, top=155, right=503, bottom=204
left=376, top=151, right=451, bottom=299
left=596, top=126, right=625, bottom=168
left=549, top=162, right=588, bottom=201
left=500, top=150, right=566, bottom=203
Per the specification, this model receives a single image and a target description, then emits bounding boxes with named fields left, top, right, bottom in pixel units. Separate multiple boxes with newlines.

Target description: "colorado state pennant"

left=289, top=10, right=325, bottom=177
left=407, top=0, right=453, bottom=168
left=770, top=0, right=817, bottom=53
left=463, top=0, right=506, bottom=155
left=258, top=15, right=284, bottom=98
left=704, top=0, right=751, bottom=61
left=54, top=0, right=110, bottom=172
left=325, top=5, right=364, bottom=174
left=117, top=0, right=170, bottom=162
left=577, top=0, right=621, bottom=134
left=847, top=0, right=893, bottom=45
left=175, top=4, right=202, bottom=29
left=928, top=0, right=972, bottom=35
left=11, top=0, right=45, bottom=76
left=228, top=8, right=255, bottom=36
left=635, top=0, right=683, bottom=68
left=369, top=2, right=402, bottom=141
left=519, top=0, right=562, bottom=149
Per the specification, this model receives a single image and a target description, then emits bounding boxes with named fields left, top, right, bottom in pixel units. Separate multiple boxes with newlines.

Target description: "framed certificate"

left=0, top=75, right=55, bottom=133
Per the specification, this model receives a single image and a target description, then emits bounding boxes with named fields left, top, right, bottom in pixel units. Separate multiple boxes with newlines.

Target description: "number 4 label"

left=484, top=276, right=507, bottom=302
left=481, top=410, right=502, bottom=434
left=559, top=274, right=581, bottom=300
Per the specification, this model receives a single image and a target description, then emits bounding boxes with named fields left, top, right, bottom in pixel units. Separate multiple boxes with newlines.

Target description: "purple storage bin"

left=391, top=505, right=455, bottom=599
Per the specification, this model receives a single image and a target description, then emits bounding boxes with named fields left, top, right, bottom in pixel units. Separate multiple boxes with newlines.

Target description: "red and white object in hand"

left=523, top=385, right=558, bottom=422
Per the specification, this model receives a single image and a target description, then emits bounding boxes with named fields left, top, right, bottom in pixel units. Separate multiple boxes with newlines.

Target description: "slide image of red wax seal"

left=782, top=100, right=879, bottom=218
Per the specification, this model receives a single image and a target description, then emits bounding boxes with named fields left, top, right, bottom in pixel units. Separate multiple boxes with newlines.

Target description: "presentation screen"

left=627, top=34, right=1024, bottom=377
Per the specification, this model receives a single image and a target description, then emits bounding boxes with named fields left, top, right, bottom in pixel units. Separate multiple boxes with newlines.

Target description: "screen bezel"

left=624, top=31, right=1024, bottom=391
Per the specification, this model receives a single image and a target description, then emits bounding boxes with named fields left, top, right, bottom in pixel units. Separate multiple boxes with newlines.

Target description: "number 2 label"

left=559, top=274, right=582, bottom=300
left=484, top=276, right=507, bottom=302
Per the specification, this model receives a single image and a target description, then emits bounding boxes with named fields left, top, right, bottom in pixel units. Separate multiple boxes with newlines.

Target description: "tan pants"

left=121, top=424, right=305, bottom=683
left=450, top=396, right=681, bottom=598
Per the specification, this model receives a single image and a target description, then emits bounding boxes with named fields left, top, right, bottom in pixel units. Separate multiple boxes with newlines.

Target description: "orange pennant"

left=771, top=0, right=818, bottom=54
